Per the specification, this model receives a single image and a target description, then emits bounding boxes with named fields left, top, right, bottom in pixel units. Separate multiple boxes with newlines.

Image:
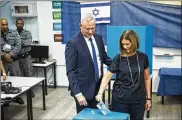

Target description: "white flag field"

left=81, top=1, right=110, bottom=24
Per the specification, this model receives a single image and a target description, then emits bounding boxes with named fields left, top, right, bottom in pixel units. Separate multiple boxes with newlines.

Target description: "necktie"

left=90, top=38, right=99, bottom=82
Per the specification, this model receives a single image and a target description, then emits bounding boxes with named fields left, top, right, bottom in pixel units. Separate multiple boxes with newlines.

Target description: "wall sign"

left=52, top=1, right=61, bottom=9
left=54, top=33, right=62, bottom=42
left=53, top=22, right=62, bottom=31
left=52, top=1, right=62, bottom=43
left=52, top=11, right=61, bottom=20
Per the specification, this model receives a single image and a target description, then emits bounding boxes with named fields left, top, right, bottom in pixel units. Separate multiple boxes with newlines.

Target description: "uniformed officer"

left=1, top=18, right=21, bottom=76
left=1, top=18, right=24, bottom=104
left=15, top=18, right=33, bottom=77
left=15, top=18, right=35, bottom=97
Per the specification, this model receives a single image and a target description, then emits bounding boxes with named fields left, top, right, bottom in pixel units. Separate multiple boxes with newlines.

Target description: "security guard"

left=15, top=18, right=33, bottom=77
left=1, top=18, right=24, bottom=104
left=15, top=18, right=35, bottom=97
left=1, top=18, right=21, bottom=76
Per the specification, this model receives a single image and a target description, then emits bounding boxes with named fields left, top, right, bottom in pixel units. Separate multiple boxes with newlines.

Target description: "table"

left=157, top=68, right=182, bottom=104
left=33, top=61, right=57, bottom=95
left=1, top=87, right=31, bottom=120
left=1, top=102, right=6, bottom=120
left=73, top=108, right=129, bottom=120
left=1, top=76, right=46, bottom=120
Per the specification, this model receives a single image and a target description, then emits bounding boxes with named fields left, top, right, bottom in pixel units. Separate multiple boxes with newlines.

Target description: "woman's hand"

left=2, top=72, right=7, bottom=80
left=95, top=71, right=113, bottom=102
left=145, top=99, right=152, bottom=111
left=95, top=93, right=103, bottom=102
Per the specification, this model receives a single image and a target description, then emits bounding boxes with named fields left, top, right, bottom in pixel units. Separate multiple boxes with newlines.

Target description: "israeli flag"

left=81, top=1, right=110, bottom=24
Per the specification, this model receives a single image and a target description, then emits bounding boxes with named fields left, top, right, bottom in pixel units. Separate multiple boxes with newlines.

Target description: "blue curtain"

left=62, top=1, right=80, bottom=44
left=62, top=1, right=181, bottom=49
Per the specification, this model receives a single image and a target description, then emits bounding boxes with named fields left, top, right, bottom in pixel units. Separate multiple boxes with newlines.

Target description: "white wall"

left=0, top=1, right=39, bottom=41
left=36, top=1, right=68, bottom=86
left=151, top=1, right=181, bottom=5
left=0, top=1, right=69, bottom=86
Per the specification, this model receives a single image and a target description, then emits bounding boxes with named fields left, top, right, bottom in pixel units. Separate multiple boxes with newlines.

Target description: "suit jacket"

left=65, top=32, right=112, bottom=100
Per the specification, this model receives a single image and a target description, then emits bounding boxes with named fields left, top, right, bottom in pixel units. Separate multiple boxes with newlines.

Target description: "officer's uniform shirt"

left=15, top=29, right=32, bottom=55
left=16, top=29, right=33, bottom=77
left=1, top=29, right=21, bottom=57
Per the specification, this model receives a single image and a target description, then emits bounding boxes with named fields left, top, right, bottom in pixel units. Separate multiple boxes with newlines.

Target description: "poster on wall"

left=54, top=33, right=62, bottom=42
left=52, top=1, right=62, bottom=43
left=53, top=22, right=62, bottom=31
left=52, top=11, right=61, bottom=20
left=52, top=1, right=61, bottom=9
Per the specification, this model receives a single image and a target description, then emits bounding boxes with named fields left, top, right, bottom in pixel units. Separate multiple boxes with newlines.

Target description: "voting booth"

left=107, top=25, right=153, bottom=75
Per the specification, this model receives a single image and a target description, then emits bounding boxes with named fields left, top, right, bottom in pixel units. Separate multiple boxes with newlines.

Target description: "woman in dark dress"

left=96, top=30, right=151, bottom=120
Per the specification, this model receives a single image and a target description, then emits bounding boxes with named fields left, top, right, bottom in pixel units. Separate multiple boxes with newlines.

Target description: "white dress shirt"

left=84, top=36, right=101, bottom=79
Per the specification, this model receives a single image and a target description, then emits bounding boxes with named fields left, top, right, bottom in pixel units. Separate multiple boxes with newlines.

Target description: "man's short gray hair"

left=0, top=17, right=8, bottom=23
left=81, top=13, right=96, bottom=23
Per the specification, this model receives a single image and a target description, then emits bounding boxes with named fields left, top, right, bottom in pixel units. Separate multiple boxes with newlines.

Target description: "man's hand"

left=3, top=53, right=13, bottom=63
left=76, top=95, right=87, bottom=106
left=2, top=72, right=7, bottom=81
left=1, top=52, right=6, bottom=58
left=5, top=53, right=12, bottom=60
left=95, top=93, right=103, bottom=102
left=145, top=100, right=152, bottom=111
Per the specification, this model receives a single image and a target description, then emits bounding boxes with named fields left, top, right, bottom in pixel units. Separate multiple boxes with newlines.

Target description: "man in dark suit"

left=65, top=13, right=112, bottom=113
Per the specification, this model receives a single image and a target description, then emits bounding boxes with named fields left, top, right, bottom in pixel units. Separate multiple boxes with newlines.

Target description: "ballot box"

left=72, top=108, right=129, bottom=120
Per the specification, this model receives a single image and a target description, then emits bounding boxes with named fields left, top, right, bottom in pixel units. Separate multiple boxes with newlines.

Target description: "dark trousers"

left=112, top=99, right=146, bottom=120
left=75, top=97, right=98, bottom=113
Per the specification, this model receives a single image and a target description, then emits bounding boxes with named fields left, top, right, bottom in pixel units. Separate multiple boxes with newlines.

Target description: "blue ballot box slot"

left=72, top=108, right=129, bottom=120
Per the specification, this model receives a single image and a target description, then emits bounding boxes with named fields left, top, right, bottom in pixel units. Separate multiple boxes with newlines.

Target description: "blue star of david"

left=92, top=8, right=99, bottom=17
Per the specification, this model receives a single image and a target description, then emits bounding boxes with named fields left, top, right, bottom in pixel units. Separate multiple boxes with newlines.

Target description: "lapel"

left=78, top=32, right=94, bottom=66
